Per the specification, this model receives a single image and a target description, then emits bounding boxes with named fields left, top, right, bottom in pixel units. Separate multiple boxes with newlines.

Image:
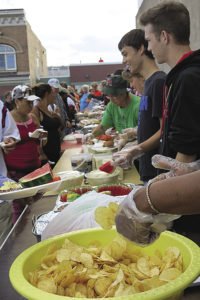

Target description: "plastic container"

left=94, top=154, right=124, bottom=180
left=10, top=229, right=200, bottom=300
left=71, top=153, right=93, bottom=173
left=74, top=133, right=84, bottom=144
left=85, top=169, right=120, bottom=185
left=93, top=153, right=113, bottom=169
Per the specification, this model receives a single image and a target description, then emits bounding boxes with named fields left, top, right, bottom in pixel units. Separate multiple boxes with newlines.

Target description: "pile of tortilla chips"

left=28, top=236, right=183, bottom=297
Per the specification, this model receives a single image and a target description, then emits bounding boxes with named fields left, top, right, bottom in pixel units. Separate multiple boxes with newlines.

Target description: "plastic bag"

left=42, top=191, right=125, bottom=240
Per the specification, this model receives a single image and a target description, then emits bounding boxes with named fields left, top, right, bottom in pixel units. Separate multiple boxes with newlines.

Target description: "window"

left=0, top=44, right=16, bottom=71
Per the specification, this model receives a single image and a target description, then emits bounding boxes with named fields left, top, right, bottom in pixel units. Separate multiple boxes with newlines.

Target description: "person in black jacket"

left=140, top=2, right=200, bottom=163
left=135, top=1, right=200, bottom=242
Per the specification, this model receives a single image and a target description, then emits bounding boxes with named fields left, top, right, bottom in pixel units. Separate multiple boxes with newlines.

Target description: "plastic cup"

left=71, top=153, right=93, bottom=173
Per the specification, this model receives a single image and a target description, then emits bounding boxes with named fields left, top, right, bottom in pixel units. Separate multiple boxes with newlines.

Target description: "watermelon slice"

left=99, top=161, right=116, bottom=173
left=19, top=163, right=53, bottom=188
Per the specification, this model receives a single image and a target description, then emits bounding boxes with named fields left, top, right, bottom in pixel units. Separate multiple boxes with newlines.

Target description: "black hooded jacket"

left=159, top=50, right=200, bottom=242
left=160, top=50, right=200, bottom=159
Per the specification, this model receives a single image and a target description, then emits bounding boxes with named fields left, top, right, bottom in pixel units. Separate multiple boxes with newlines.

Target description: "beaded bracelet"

left=145, top=181, right=160, bottom=214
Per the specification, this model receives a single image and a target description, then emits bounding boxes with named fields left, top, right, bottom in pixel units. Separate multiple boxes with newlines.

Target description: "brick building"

left=0, top=9, right=47, bottom=96
left=69, top=62, right=123, bottom=89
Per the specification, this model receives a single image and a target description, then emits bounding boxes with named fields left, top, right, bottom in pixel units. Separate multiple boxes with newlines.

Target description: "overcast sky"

left=1, top=0, right=139, bottom=66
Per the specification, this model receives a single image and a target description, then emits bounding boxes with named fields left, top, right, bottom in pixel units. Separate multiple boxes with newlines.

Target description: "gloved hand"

left=105, top=128, right=118, bottom=136
left=115, top=187, right=180, bottom=245
left=151, top=154, right=200, bottom=182
left=122, top=127, right=137, bottom=141
left=112, top=145, right=144, bottom=169
left=114, top=138, right=127, bottom=151
left=83, top=132, right=94, bottom=144
left=118, top=133, right=129, bottom=142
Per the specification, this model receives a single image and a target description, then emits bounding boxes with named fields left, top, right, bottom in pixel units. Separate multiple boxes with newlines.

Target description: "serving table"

left=0, top=141, right=199, bottom=300
left=54, top=142, right=141, bottom=185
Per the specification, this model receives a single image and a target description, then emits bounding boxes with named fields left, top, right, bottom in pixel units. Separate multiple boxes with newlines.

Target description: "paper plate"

left=87, top=140, right=116, bottom=153
left=0, top=171, right=84, bottom=201
left=90, top=145, right=117, bottom=153
left=0, top=180, right=62, bottom=201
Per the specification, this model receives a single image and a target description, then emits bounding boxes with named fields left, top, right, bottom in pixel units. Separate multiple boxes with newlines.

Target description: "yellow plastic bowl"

left=10, top=229, right=200, bottom=300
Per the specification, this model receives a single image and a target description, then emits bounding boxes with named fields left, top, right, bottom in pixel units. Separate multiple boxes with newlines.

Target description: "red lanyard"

left=161, top=84, right=172, bottom=135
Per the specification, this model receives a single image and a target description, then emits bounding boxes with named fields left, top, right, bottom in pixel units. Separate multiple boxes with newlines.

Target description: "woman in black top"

left=31, top=83, right=62, bottom=165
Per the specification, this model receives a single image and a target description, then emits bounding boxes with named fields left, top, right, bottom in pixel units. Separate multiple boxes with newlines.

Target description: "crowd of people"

left=0, top=1, right=200, bottom=247
left=0, top=78, right=112, bottom=243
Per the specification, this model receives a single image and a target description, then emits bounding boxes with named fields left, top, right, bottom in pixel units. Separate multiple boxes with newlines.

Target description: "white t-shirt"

left=67, top=97, right=75, bottom=107
left=48, top=103, right=57, bottom=112
left=0, top=101, right=20, bottom=202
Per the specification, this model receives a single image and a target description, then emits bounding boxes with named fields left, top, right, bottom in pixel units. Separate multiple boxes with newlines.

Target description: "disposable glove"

left=114, top=138, right=127, bottom=151
left=83, top=132, right=94, bottom=144
left=122, top=127, right=137, bottom=141
left=105, top=128, right=118, bottom=136
left=118, top=133, right=129, bottom=142
left=115, top=187, right=180, bottom=245
left=112, top=145, right=144, bottom=169
left=151, top=154, right=200, bottom=182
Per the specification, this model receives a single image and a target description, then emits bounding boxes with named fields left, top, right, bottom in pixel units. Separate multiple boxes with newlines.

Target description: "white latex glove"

left=113, top=132, right=129, bottom=150
left=151, top=154, right=200, bottom=182
left=115, top=187, right=180, bottom=245
left=118, top=133, right=129, bottom=141
left=112, top=145, right=144, bottom=169
left=105, top=128, right=118, bottom=136
left=83, top=132, right=94, bottom=144
left=122, top=127, right=137, bottom=141
left=114, top=138, right=127, bottom=151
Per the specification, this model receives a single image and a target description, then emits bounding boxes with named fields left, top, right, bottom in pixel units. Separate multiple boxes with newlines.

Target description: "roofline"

left=69, top=62, right=122, bottom=67
left=0, top=9, right=25, bottom=15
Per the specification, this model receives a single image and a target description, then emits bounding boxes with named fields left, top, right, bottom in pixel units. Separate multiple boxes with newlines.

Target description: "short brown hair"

left=118, top=29, right=154, bottom=59
left=140, top=1, right=190, bottom=45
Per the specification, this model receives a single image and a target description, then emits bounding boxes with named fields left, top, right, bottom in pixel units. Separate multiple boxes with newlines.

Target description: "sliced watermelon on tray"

left=19, top=163, right=53, bottom=188
left=99, top=161, right=115, bottom=174
left=59, top=186, right=93, bottom=203
left=97, top=184, right=131, bottom=196
left=59, top=184, right=131, bottom=203
left=69, top=186, right=93, bottom=195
